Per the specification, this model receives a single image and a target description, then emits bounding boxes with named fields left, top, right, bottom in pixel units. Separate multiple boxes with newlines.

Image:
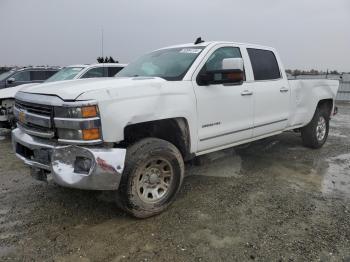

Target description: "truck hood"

left=20, top=77, right=167, bottom=100
left=0, top=83, right=39, bottom=100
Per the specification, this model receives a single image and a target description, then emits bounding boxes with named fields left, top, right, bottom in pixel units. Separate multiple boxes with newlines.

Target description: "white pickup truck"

left=12, top=41, right=339, bottom=218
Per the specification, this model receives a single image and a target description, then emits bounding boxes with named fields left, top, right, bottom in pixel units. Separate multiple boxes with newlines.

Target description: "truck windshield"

left=117, top=47, right=205, bottom=81
left=0, top=71, right=14, bottom=81
left=45, top=67, right=84, bottom=83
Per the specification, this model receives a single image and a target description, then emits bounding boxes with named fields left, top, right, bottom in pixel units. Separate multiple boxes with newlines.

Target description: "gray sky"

left=1, top=0, right=349, bottom=71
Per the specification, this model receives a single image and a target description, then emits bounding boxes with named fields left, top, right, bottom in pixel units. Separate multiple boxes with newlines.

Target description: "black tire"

left=301, top=108, right=329, bottom=149
left=117, top=138, right=185, bottom=218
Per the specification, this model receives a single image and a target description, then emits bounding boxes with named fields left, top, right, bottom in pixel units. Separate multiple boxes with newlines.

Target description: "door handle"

left=280, top=87, right=289, bottom=93
left=241, top=90, right=253, bottom=96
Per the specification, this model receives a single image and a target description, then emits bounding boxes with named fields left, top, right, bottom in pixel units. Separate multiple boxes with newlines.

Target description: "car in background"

left=45, top=63, right=126, bottom=82
left=0, top=63, right=126, bottom=128
left=0, top=67, right=59, bottom=89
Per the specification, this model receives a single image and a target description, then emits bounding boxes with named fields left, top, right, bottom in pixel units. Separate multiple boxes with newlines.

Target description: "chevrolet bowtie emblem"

left=18, top=110, right=26, bottom=124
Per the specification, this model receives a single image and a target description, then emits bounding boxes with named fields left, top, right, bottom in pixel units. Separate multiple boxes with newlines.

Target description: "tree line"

left=286, top=69, right=341, bottom=76
left=96, top=56, right=119, bottom=63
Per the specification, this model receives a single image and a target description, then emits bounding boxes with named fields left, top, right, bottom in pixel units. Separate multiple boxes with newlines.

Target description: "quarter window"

left=247, top=48, right=281, bottom=80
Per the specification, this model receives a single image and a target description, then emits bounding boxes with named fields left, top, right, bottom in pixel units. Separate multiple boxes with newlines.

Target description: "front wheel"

left=301, top=108, right=329, bottom=149
left=117, top=138, right=184, bottom=218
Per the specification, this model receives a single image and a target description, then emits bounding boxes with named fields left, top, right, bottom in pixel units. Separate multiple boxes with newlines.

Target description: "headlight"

left=54, top=105, right=99, bottom=118
left=54, top=105, right=102, bottom=143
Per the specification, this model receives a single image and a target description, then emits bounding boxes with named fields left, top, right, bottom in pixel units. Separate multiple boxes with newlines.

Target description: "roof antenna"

left=194, top=37, right=204, bottom=45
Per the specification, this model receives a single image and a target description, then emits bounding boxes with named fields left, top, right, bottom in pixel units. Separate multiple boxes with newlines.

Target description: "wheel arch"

left=122, top=117, right=193, bottom=161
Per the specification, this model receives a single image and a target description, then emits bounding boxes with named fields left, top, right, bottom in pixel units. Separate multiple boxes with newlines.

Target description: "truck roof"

left=160, top=41, right=276, bottom=52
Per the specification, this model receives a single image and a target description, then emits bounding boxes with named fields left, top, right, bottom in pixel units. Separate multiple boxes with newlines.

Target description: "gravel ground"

left=0, top=103, right=350, bottom=262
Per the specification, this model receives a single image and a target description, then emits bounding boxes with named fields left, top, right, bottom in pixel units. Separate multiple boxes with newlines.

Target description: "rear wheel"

left=301, top=108, right=329, bottom=149
left=117, top=138, right=184, bottom=218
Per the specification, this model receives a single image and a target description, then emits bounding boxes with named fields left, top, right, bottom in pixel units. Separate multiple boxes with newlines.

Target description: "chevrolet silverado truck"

left=0, top=63, right=126, bottom=128
left=12, top=41, right=339, bottom=218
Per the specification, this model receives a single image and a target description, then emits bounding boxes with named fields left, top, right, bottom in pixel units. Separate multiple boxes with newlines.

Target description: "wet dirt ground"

left=1, top=103, right=350, bottom=262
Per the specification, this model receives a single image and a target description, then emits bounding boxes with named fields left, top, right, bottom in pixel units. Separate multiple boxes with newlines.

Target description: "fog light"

left=82, top=128, right=100, bottom=140
left=74, top=156, right=92, bottom=174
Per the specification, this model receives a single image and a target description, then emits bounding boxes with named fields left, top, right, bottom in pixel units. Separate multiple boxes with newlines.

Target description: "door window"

left=81, top=67, right=107, bottom=78
left=12, top=71, right=30, bottom=81
left=247, top=48, right=281, bottom=80
left=205, top=47, right=242, bottom=71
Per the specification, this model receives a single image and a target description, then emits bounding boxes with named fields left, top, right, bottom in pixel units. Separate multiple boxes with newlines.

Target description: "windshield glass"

left=45, top=67, right=84, bottom=83
left=0, top=70, right=14, bottom=81
left=117, top=47, right=204, bottom=81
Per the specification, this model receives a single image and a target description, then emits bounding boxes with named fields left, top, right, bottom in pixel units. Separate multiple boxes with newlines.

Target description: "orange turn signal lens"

left=82, top=128, right=100, bottom=140
left=81, top=106, right=98, bottom=118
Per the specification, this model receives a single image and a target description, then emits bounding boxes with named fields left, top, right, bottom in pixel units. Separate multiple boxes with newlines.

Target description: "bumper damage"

left=12, top=128, right=126, bottom=190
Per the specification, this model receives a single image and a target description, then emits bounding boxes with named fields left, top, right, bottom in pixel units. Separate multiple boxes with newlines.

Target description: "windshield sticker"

left=180, top=48, right=202, bottom=54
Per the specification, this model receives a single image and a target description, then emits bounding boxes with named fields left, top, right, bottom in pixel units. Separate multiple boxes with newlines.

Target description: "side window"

left=247, top=48, right=281, bottom=80
left=46, top=70, right=57, bottom=78
left=205, top=47, right=242, bottom=71
left=12, top=71, right=30, bottom=81
left=81, top=67, right=107, bottom=79
left=108, top=67, right=123, bottom=77
left=30, top=70, right=47, bottom=81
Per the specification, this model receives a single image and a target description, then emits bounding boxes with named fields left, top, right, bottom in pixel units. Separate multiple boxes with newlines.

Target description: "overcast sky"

left=1, top=0, right=349, bottom=71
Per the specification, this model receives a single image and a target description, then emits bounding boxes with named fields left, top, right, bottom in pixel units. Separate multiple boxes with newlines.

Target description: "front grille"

left=15, top=100, right=53, bottom=117
left=15, top=99, right=54, bottom=138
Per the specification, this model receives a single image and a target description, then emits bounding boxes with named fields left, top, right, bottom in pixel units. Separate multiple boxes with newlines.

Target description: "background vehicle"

left=45, top=63, right=126, bottom=82
left=0, top=67, right=59, bottom=89
left=11, top=41, right=339, bottom=218
left=0, top=63, right=126, bottom=127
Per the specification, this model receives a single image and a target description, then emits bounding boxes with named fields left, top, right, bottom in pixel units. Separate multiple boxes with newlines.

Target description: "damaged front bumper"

left=12, top=128, right=126, bottom=190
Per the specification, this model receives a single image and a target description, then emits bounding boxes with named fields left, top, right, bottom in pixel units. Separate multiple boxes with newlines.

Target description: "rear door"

left=247, top=48, right=290, bottom=137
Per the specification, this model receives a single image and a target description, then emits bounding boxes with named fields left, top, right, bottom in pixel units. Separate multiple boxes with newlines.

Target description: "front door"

left=193, top=46, right=254, bottom=152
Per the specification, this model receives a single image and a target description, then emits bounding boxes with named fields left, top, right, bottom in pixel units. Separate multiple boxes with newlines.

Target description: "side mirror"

left=197, top=58, right=244, bottom=86
left=7, top=77, right=15, bottom=84
left=222, top=58, right=244, bottom=71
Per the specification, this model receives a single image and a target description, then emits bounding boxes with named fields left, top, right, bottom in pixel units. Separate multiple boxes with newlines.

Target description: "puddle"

left=322, top=153, right=350, bottom=198
left=188, top=148, right=242, bottom=178
left=329, top=132, right=348, bottom=138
